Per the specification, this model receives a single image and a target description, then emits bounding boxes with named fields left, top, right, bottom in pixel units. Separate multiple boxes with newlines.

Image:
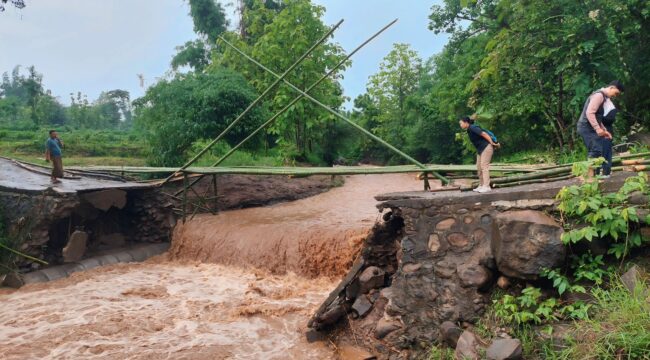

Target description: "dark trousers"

left=578, top=123, right=606, bottom=175
left=600, top=128, right=613, bottom=176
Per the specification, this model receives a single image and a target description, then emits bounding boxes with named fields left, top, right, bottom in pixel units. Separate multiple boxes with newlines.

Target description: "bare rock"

left=492, top=210, right=565, bottom=279
left=497, top=276, right=511, bottom=289
left=620, top=265, right=649, bottom=296
left=359, top=266, right=385, bottom=294
left=305, top=329, right=326, bottom=343
left=82, top=189, right=127, bottom=211
left=486, top=339, right=523, bottom=360
left=62, top=230, right=88, bottom=263
left=439, top=321, right=463, bottom=348
left=338, top=345, right=376, bottom=360
left=352, top=295, right=373, bottom=318
left=375, top=317, right=401, bottom=339
left=318, top=303, right=346, bottom=326
left=457, top=263, right=492, bottom=289
left=455, top=330, right=481, bottom=360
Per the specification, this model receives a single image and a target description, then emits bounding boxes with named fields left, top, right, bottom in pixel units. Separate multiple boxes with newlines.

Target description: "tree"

left=217, top=0, right=347, bottom=161
left=171, top=0, right=229, bottom=72
left=0, top=0, right=25, bottom=12
left=365, top=43, right=423, bottom=151
left=66, top=92, right=92, bottom=128
left=427, top=0, right=650, bottom=153
left=133, top=69, right=267, bottom=166
left=171, top=40, right=211, bottom=72
left=94, top=90, right=132, bottom=129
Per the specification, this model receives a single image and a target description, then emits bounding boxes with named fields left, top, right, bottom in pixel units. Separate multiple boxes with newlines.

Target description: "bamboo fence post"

left=212, top=174, right=218, bottom=213
left=182, top=173, right=188, bottom=223
left=158, top=19, right=345, bottom=186
left=216, top=23, right=450, bottom=186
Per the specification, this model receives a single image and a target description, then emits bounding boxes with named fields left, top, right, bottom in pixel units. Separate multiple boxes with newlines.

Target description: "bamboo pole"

left=492, top=175, right=575, bottom=188
left=212, top=174, right=218, bottom=213
left=182, top=173, right=188, bottom=223
left=216, top=22, right=450, bottom=185
left=158, top=19, right=345, bottom=186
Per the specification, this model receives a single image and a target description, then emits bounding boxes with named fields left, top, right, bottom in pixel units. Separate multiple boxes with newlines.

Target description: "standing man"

left=577, top=80, right=624, bottom=176
left=45, top=130, right=64, bottom=183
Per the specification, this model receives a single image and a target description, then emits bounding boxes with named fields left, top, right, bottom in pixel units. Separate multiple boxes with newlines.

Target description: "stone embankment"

left=309, top=173, right=633, bottom=359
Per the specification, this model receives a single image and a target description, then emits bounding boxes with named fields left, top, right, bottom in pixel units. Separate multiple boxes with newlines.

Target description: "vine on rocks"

left=493, top=160, right=650, bottom=325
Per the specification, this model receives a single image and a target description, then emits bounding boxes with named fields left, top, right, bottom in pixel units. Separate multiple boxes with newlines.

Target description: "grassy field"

left=0, top=127, right=148, bottom=166
left=0, top=127, right=286, bottom=168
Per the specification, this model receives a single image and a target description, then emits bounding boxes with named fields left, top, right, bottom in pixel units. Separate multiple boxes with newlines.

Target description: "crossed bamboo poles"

left=161, top=18, right=449, bottom=205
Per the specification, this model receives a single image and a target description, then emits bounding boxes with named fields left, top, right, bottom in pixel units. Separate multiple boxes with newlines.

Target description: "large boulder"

left=486, top=339, right=523, bottom=360
left=491, top=210, right=565, bottom=280
left=439, top=321, right=463, bottom=348
left=455, top=330, right=481, bottom=360
left=358, top=266, right=385, bottom=294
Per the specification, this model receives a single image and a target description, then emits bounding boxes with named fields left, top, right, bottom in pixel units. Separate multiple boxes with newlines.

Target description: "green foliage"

left=493, top=287, right=561, bottom=325
left=217, top=0, right=347, bottom=162
left=556, top=279, right=650, bottom=359
left=1, top=65, right=132, bottom=129
left=188, top=0, right=228, bottom=43
left=133, top=69, right=267, bottom=166
left=557, top=172, right=650, bottom=259
left=427, top=344, right=455, bottom=359
left=0, top=127, right=146, bottom=159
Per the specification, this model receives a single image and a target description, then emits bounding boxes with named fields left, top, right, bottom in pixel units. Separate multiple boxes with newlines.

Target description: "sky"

left=0, top=0, right=448, bottom=106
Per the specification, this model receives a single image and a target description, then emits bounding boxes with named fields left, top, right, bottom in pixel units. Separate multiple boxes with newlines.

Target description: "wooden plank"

left=307, top=256, right=365, bottom=328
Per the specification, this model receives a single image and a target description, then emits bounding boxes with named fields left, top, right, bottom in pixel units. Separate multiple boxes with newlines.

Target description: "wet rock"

left=3, top=272, right=25, bottom=288
left=62, top=230, right=88, bottom=263
left=497, top=276, right=511, bottom=289
left=338, top=345, right=376, bottom=360
left=486, top=339, right=523, bottom=360
left=492, top=210, right=565, bottom=279
left=620, top=265, right=649, bottom=296
left=457, top=263, right=492, bottom=289
left=375, top=318, right=401, bottom=339
left=318, top=303, right=346, bottom=326
left=455, top=330, right=481, bottom=360
left=352, top=295, right=373, bottom=318
left=359, top=266, right=385, bottom=294
left=305, top=329, right=326, bottom=343
left=439, top=321, right=463, bottom=348
left=82, top=189, right=127, bottom=211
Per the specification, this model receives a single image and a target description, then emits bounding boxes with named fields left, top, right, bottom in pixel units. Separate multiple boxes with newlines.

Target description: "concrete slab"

left=0, top=157, right=154, bottom=195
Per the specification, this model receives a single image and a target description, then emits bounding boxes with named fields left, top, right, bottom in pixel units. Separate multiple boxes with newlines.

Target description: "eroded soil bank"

left=0, top=173, right=425, bottom=359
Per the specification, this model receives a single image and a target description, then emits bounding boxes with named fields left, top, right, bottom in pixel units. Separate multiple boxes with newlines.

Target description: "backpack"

left=480, top=126, right=498, bottom=144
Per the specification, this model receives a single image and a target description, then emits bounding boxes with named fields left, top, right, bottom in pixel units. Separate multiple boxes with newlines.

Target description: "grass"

left=427, top=344, right=455, bottom=359
left=556, top=279, right=650, bottom=359
left=0, top=127, right=148, bottom=166
left=455, top=275, right=650, bottom=360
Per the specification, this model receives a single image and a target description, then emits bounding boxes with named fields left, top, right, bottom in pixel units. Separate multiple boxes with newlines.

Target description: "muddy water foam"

left=0, top=174, right=424, bottom=359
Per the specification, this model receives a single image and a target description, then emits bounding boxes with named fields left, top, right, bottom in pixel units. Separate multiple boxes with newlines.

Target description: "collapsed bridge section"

left=0, top=157, right=174, bottom=287
left=309, top=173, right=634, bottom=358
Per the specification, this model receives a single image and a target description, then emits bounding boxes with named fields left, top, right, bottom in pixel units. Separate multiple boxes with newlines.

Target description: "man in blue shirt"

left=45, top=130, right=64, bottom=183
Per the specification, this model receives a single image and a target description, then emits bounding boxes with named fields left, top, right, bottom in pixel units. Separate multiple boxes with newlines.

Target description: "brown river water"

left=0, top=174, right=424, bottom=359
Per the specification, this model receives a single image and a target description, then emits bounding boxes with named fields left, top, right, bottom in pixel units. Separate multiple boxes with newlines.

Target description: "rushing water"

left=0, top=174, right=423, bottom=359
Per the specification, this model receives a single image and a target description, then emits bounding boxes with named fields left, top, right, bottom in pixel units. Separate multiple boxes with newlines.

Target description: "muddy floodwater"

left=0, top=174, right=424, bottom=359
